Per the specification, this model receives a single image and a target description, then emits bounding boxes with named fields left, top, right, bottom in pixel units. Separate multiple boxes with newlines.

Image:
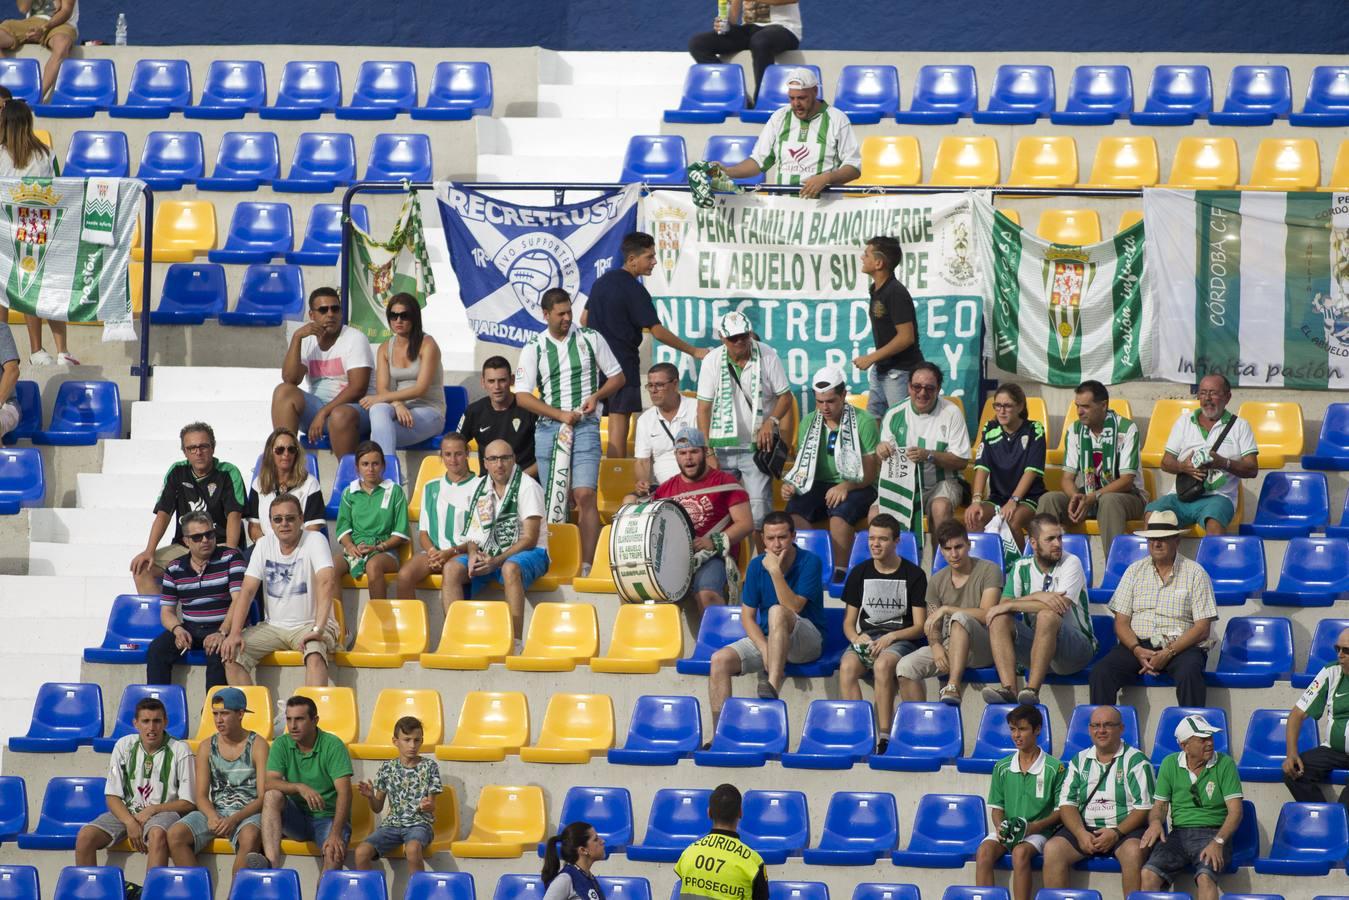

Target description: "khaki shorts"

left=895, top=611, right=993, bottom=680
left=923, top=479, right=966, bottom=515
left=727, top=616, right=823, bottom=674
left=0, top=18, right=77, bottom=47
left=154, top=544, right=190, bottom=567
left=236, top=618, right=341, bottom=671
left=86, top=810, right=180, bottom=843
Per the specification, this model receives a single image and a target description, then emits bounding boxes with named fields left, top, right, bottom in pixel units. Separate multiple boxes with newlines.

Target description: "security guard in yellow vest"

left=674, top=784, right=769, bottom=900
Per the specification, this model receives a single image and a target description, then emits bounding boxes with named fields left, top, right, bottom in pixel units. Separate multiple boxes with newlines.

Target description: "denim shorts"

left=1012, top=615, right=1097, bottom=674
left=281, top=796, right=351, bottom=848
left=453, top=546, right=550, bottom=592
left=298, top=390, right=371, bottom=438
left=179, top=809, right=263, bottom=852
left=1143, top=826, right=1227, bottom=885
left=867, top=367, right=910, bottom=421
left=690, top=556, right=728, bottom=597
left=535, top=416, right=602, bottom=491
left=361, top=823, right=434, bottom=859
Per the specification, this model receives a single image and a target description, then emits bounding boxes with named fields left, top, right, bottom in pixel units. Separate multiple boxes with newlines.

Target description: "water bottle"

left=715, top=0, right=729, bottom=34
left=114, top=13, right=127, bottom=46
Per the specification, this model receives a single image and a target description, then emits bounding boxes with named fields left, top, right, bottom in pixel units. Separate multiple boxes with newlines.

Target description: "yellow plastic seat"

left=450, top=785, right=546, bottom=858
left=132, top=200, right=217, bottom=262
left=188, top=685, right=273, bottom=751
left=1006, top=136, right=1078, bottom=188
left=1036, top=209, right=1101, bottom=245
left=408, top=456, right=446, bottom=520
left=1118, top=210, right=1143, bottom=233
left=437, top=692, right=530, bottom=762
left=573, top=524, right=617, bottom=594
left=1239, top=138, right=1320, bottom=191
left=292, top=686, right=358, bottom=744
left=259, top=601, right=345, bottom=667
left=859, top=135, right=922, bottom=186
left=518, top=693, right=614, bottom=763
left=846, top=394, right=867, bottom=411
left=930, top=136, right=1000, bottom=187
left=1331, top=141, right=1349, bottom=189
left=532, top=522, right=582, bottom=591
left=1079, top=136, right=1159, bottom=188
left=1140, top=398, right=1200, bottom=468
left=1048, top=399, right=1134, bottom=466
left=349, top=689, right=443, bottom=760
left=281, top=792, right=372, bottom=856
left=592, top=604, right=683, bottom=674
left=1237, top=400, right=1304, bottom=468
left=974, top=396, right=1050, bottom=455
left=34, top=128, right=51, bottom=147
left=505, top=602, right=599, bottom=672
left=597, top=458, right=637, bottom=517
left=419, top=600, right=513, bottom=670
left=996, top=209, right=1021, bottom=227
left=1165, top=137, right=1240, bottom=190
left=334, top=600, right=427, bottom=667
left=598, top=415, right=636, bottom=456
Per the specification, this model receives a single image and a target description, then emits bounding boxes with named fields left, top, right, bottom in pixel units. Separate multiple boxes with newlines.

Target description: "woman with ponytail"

left=541, top=821, right=607, bottom=900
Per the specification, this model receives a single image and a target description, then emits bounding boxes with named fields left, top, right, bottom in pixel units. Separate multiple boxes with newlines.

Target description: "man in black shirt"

left=458, top=356, right=538, bottom=477
left=854, top=235, right=922, bottom=421
left=129, top=422, right=246, bottom=596
left=582, top=231, right=708, bottom=457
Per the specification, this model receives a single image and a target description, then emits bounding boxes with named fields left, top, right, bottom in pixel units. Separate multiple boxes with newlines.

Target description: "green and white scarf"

left=81, top=177, right=119, bottom=245
left=985, top=512, right=1024, bottom=571
left=1073, top=410, right=1122, bottom=492
left=877, top=400, right=925, bottom=550
left=687, top=161, right=742, bottom=209
left=468, top=468, right=523, bottom=556
left=546, top=421, right=574, bottom=525
left=679, top=479, right=746, bottom=604
left=709, top=345, right=761, bottom=449
left=786, top=404, right=863, bottom=491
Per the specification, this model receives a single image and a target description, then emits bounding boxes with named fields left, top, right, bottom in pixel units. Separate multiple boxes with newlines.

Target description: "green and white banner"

left=1148, top=188, right=1349, bottom=388
left=643, top=190, right=985, bottom=433
left=347, top=190, right=435, bottom=343
left=0, top=177, right=141, bottom=340
left=973, top=195, right=1151, bottom=387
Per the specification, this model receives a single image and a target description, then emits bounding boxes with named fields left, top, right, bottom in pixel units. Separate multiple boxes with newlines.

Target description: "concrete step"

left=546, top=50, right=692, bottom=86
left=28, top=508, right=159, bottom=545
left=0, top=575, right=125, bottom=618
left=150, top=367, right=283, bottom=403
left=130, top=400, right=274, bottom=441
left=77, top=472, right=165, bottom=508
left=476, top=154, right=625, bottom=184
left=27, top=541, right=145, bottom=577
left=476, top=116, right=658, bottom=157
left=537, top=83, right=683, bottom=119
left=100, top=438, right=268, bottom=477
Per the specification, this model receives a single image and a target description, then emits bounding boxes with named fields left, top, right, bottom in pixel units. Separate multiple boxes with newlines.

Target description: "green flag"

left=347, top=190, right=435, bottom=343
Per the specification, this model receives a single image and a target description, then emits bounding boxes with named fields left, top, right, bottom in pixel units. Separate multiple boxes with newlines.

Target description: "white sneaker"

left=56, top=352, right=79, bottom=366
left=580, top=563, right=592, bottom=578
left=29, top=349, right=54, bottom=366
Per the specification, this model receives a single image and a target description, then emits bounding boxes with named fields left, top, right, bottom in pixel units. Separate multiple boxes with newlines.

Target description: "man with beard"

left=459, top=356, right=538, bottom=476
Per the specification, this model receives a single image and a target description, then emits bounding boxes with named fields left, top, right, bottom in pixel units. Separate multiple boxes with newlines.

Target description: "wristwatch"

left=1213, top=836, right=1226, bottom=845
left=1010, top=495, right=1022, bottom=504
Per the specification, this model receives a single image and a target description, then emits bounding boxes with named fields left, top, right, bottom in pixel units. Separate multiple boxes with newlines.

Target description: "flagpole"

left=133, top=185, right=156, bottom=403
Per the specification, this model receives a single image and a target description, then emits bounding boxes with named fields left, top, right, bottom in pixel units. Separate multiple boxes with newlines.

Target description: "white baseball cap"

left=1174, top=714, right=1222, bottom=744
left=717, top=311, right=753, bottom=339
left=784, top=68, right=820, bottom=90
left=812, top=364, right=847, bottom=391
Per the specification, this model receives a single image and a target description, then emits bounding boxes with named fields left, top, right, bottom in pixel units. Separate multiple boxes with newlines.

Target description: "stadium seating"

left=1118, top=210, right=1142, bottom=231
left=34, top=59, right=117, bottom=116
left=694, top=697, right=789, bottom=767
left=794, top=529, right=834, bottom=575
left=505, top=602, right=598, bottom=672
left=1006, top=136, right=1078, bottom=188
left=627, top=789, right=711, bottom=862
left=1037, top=209, right=1101, bottom=244
left=620, top=135, right=688, bottom=184
left=519, top=693, right=613, bottom=763
left=1262, top=537, right=1349, bottom=607
left=665, top=64, right=747, bottom=123
left=261, top=60, right=343, bottom=120
left=740, top=790, right=810, bottom=864
left=1209, top=65, right=1293, bottom=126
left=1079, top=136, right=1159, bottom=188
left=929, top=136, right=1000, bottom=186
left=741, top=65, right=823, bottom=123
left=1061, top=704, right=1141, bottom=760
left=316, top=871, right=386, bottom=900
left=53, top=868, right=122, bottom=900
left=1294, top=618, right=1349, bottom=688
left=337, top=60, right=418, bottom=120
left=0, top=865, right=38, bottom=900
left=1239, top=708, right=1320, bottom=781
left=272, top=132, right=358, bottom=192
left=1290, top=65, right=1349, bottom=126
left=412, top=61, right=494, bottom=120
left=198, top=131, right=282, bottom=190
left=32, top=381, right=122, bottom=446
left=187, top=685, right=271, bottom=750
left=0, top=777, right=26, bottom=842
left=1239, top=138, right=1321, bottom=190
left=1164, top=137, right=1240, bottom=189
left=703, top=135, right=763, bottom=185
left=1051, top=65, right=1133, bottom=124
left=437, top=691, right=530, bottom=762
left=450, top=785, right=546, bottom=858
left=1254, top=802, right=1349, bottom=875
left=541, top=787, right=634, bottom=854
left=1205, top=617, right=1294, bottom=688
left=292, top=686, right=358, bottom=743
left=1131, top=64, right=1213, bottom=124
left=228, top=869, right=302, bottom=900
left=335, top=600, right=429, bottom=666
left=786, top=607, right=850, bottom=678
left=1195, top=535, right=1266, bottom=604
left=187, top=60, right=267, bottom=119
left=8, top=683, right=103, bottom=753
left=350, top=689, right=443, bottom=759
left=972, top=65, right=1055, bottom=124
left=858, top=136, right=921, bottom=186
left=851, top=887, right=919, bottom=900
left=17, top=777, right=106, bottom=850
left=781, top=700, right=875, bottom=769
left=141, top=867, right=212, bottom=900
left=591, top=604, right=682, bottom=673
left=136, top=131, right=206, bottom=191
left=287, top=203, right=370, bottom=266
left=150, top=263, right=228, bottom=325
left=890, top=794, right=986, bottom=867
left=933, top=531, right=1006, bottom=574
left=112, top=59, right=193, bottom=117
left=1149, top=707, right=1230, bottom=765
left=61, top=131, right=130, bottom=178
left=208, top=201, right=295, bottom=264
left=405, top=872, right=476, bottom=900
left=0, top=381, right=39, bottom=445
left=608, top=695, right=701, bottom=766
left=219, top=263, right=305, bottom=327
left=133, top=199, right=218, bottom=262
left=869, top=702, right=962, bottom=771
left=831, top=65, right=900, bottom=125
left=365, top=133, right=434, bottom=181
left=597, top=878, right=648, bottom=900
left=1240, top=471, right=1329, bottom=538
left=420, top=601, right=513, bottom=670
left=491, top=876, right=541, bottom=900
left=769, top=886, right=828, bottom=900
left=802, top=792, right=898, bottom=865
left=895, top=64, right=977, bottom=124
left=1033, top=892, right=1099, bottom=900
left=83, top=595, right=161, bottom=663
left=1303, top=403, right=1349, bottom=469
left=956, top=704, right=1052, bottom=774
left=0, top=448, right=44, bottom=513
left=675, top=604, right=744, bottom=675
left=92, top=683, right=188, bottom=753
left=0, top=58, right=40, bottom=104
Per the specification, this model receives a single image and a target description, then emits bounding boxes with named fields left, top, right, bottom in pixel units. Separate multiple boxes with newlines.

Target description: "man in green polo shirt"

left=1140, top=714, right=1243, bottom=900
left=1285, top=624, right=1349, bottom=806
left=248, top=695, right=353, bottom=872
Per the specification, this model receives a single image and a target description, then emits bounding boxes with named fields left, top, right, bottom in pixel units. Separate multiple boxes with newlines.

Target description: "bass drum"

left=609, top=499, right=696, bottom=603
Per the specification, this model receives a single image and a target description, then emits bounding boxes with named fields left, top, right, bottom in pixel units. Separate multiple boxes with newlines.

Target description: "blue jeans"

left=299, top=391, right=371, bottom=439
left=369, top=402, right=445, bottom=456
left=280, top=796, right=351, bottom=848
left=535, top=415, right=602, bottom=491
left=362, top=823, right=434, bottom=859
left=867, top=367, right=910, bottom=421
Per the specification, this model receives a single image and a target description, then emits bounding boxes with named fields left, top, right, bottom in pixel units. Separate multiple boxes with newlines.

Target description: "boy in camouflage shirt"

left=354, top=716, right=443, bottom=872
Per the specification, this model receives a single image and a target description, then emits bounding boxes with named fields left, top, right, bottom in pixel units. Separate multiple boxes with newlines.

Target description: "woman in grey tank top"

left=362, top=293, right=447, bottom=456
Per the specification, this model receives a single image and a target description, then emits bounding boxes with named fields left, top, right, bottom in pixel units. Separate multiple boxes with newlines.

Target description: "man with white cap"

left=711, top=66, right=861, bottom=199
left=782, top=364, right=879, bottom=583
left=1140, top=714, right=1243, bottom=900
left=687, top=0, right=802, bottom=103
left=697, top=310, right=792, bottom=532
left=1284, top=625, right=1349, bottom=809
left=1089, top=510, right=1218, bottom=708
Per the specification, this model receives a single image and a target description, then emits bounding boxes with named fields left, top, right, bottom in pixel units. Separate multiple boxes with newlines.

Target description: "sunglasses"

left=273, top=445, right=298, bottom=456
left=725, top=333, right=750, bottom=343
left=184, top=531, right=215, bottom=544
left=485, top=454, right=515, bottom=463
left=387, top=310, right=412, bottom=321
left=270, top=514, right=299, bottom=524
left=910, top=384, right=938, bottom=393
left=1336, top=645, right=1349, bottom=655
left=312, top=304, right=341, bottom=316
left=646, top=381, right=674, bottom=390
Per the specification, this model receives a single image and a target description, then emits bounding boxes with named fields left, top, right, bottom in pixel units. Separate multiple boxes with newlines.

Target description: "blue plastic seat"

left=142, top=867, right=213, bottom=900
left=740, top=790, right=809, bottom=864
left=794, top=529, right=835, bottom=575
left=538, top=787, right=633, bottom=855
left=1088, top=535, right=1148, bottom=603
left=769, top=884, right=828, bottom=900
left=741, top=65, right=822, bottom=124
left=1239, top=708, right=1319, bottom=781
left=1034, top=892, right=1100, bottom=900
left=491, top=876, right=542, bottom=900
left=831, top=65, right=900, bottom=125
left=413, top=61, right=494, bottom=121
left=665, top=64, right=747, bottom=124
left=957, top=704, right=1052, bottom=774
left=111, top=59, right=192, bottom=118
left=869, top=702, right=962, bottom=771
left=0, top=448, right=44, bottom=513
left=1240, top=472, right=1329, bottom=538
left=228, top=869, right=302, bottom=900
left=895, top=64, right=977, bottom=124
left=198, top=131, right=281, bottom=191
left=83, top=595, right=162, bottom=664
left=16, top=777, right=106, bottom=850
left=7, top=683, right=103, bottom=753
left=596, top=878, right=647, bottom=900
left=941, top=890, right=1007, bottom=900
left=1224, top=799, right=1261, bottom=871
left=32, top=381, right=121, bottom=446
left=1060, top=533, right=1094, bottom=586
left=620, top=135, right=688, bottom=185
left=0, top=381, right=39, bottom=446
left=694, top=697, right=788, bottom=767
left=1291, top=66, right=1349, bottom=126
left=186, top=60, right=267, bottom=119
left=1045, top=615, right=1116, bottom=687
left=208, top=202, right=295, bottom=264
left=0, top=865, right=38, bottom=900
left=1051, top=65, right=1133, bottom=124
left=0, top=777, right=28, bottom=841
left=1303, top=403, right=1349, bottom=471
left=34, top=59, right=117, bottom=117
left=92, top=684, right=189, bottom=753
left=972, top=65, right=1055, bottom=124
left=1262, top=537, right=1349, bottom=607
left=408, top=385, right=472, bottom=450
left=1149, top=707, right=1230, bottom=766
left=1328, top=493, right=1349, bottom=540
left=1206, top=616, right=1294, bottom=688
left=219, top=264, right=305, bottom=327
left=608, top=695, right=701, bottom=765
left=1254, top=801, right=1349, bottom=875
left=405, top=872, right=476, bottom=900
left=1121, top=894, right=1189, bottom=900
left=802, top=791, right=897, bottom=865
left=891, top=794, right=986, bottom=867
left=365, top=133, right=434, bottom=181
left=627, top=789, right=712, bottom=863
left=337, top=61, right=417, bottom=120
left=782, top=700, right=874, bottom=769
left=286, top=203, right=369, bottom=266
left=151, top=263, right=228, bottom=325
left=53, top=867, right=122, bottom=900
left=676, top=605, right=746, bottom=675
left=851, top=886, right=919, bottom=900
left=934, top=531, right=1006, bottom=574
left=1130, top=65, right=1213, bottom=125
left=1195, top=535, right=1266, bottom=605
left=136, top=131, right=206, bottom=190
left=1209, top=65, right=1293, bottom=126
left=0, top=58, right=41, bottom=104
left=273, top=132, right=358, bottom=193
left=316, top=870, right=387, bottom=900
left=261, top=60, right=342, bottom=120
left=786, top=607, right=849, bottom=678
left=1294, top=618, right=1349, bottom=688
left=61, top=131, right=129, bottom=178
left=325, top=452, right=403, bottom=519
left=1060, top=704, right=1141, bottom=761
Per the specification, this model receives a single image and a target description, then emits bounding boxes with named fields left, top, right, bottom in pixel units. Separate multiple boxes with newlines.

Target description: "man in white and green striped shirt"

left=713, top=68, right=860, bottom=199
left=1285, top=625, right=1349, bottom=807
left=1043, top=705, right=1154, bottom=896
left=398, top=432, right=480, bottom=602
left=983, top=514, right=1097, bottom=708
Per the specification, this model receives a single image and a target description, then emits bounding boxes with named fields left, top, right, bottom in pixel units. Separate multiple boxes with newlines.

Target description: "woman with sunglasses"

left=361, top=294, right=445, bottom=457
left=244, top=427, right=326, bottom=546
left=966, top=383, right=1046, bottom=546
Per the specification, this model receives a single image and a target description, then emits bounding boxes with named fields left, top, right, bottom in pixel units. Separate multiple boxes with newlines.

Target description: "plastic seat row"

left=10, top=57, right=491, bottom=120
left=667, top=62, right=1349, bottom=127
left=63, top=129, right=433, bottom=190
left=0, top=379, right=121, bottom=451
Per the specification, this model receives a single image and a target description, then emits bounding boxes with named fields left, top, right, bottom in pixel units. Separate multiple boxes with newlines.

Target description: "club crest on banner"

left=1317, top=196, right=1349, bottom=351
left=1045, top=246, right=1091, bottom=365
left=651, top=205, right=689, bottom=282
left=943, top=220, right=976, bottom=287
left=7, top=180, right=63, bottom=299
